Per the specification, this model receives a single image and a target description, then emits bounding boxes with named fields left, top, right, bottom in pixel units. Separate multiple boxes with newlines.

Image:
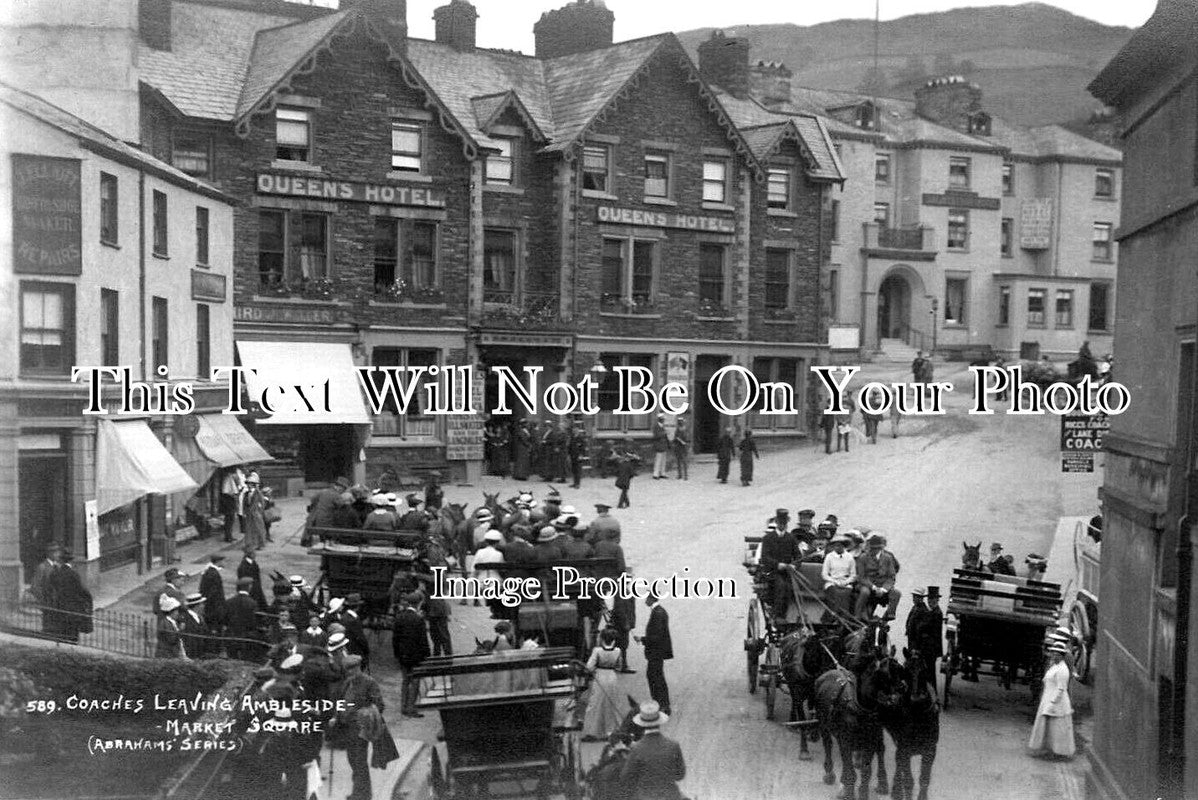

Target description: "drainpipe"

left=138, top=170, right=148, bottom=572
left=1173, top=341, right=1197, bottom=798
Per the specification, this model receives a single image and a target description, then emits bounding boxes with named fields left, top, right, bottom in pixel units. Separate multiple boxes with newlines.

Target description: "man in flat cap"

left=335, top=654, right=384, bottom=800
left=855, top=533, right=901, bottom=620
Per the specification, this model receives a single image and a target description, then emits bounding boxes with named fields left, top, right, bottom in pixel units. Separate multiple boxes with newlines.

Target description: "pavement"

left=93, top=358, right=1097, bottom=800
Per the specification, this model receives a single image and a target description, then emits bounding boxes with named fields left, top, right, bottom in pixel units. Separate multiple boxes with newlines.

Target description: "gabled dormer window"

left=485, top=138, right=516, bottom=186
left=968, top=112, right=992, bottom=137
left=855, top=102, right=876, bottom=130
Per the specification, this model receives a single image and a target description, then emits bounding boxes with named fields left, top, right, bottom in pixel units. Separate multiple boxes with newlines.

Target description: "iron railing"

left=0, top=601, right=283, bottom=662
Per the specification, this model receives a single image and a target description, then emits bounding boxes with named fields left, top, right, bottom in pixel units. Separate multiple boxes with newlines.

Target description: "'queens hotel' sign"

left=256, top=173, right=446, bottom=208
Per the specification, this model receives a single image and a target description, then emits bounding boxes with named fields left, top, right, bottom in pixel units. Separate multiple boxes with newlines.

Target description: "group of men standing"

left=28, top=543, right=93, bottom=643
left=484, top=419, right=590, bottom=488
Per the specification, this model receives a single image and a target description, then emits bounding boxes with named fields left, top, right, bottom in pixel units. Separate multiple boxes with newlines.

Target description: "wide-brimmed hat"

left=289, top=575, right=307, bottom=588
left=483, top=530, right=503, bottom=542
left=537, top=526, right=559, bottom=543
left=1046, top=643, right=1069, bottom=654
left=327, top=632, right=349, bottom=651
left=829, top=532, right=851, bottom=544
left=186, top=592, right=205, bottom=605
left=633, top=701, right=668, bottom=728
left=160, top=596, right=182, bottom=612
left=246, top=472, right=260, bottom=484
left=554, top=513, right=580, bottom=529
left=328, top=597, right=345, bottom=613
left=867, top=533, right=886, bottom=547
left=279, top=653, right=304, bottom=674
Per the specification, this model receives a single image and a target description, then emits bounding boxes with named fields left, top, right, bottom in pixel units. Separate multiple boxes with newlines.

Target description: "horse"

left=960, top=541, right=983, bottom=570
left=844, top=618, right=890, bottom=674
left=583, top=696, right=643, bottom=800
left=779, top=627, right=843, bottom=757
left=886, top=649, right=940, bottom=800
left=815, top=650, right=905, bottom=800
left=427, top=503, right=470, bottom=577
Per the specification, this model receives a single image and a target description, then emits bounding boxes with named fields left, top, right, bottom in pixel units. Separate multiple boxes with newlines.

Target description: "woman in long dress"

left=1029, top=644, right=1076, bottom=758
left=582, top=629, right=624, bottom=741
left=241, top=472, right=267, bottom=551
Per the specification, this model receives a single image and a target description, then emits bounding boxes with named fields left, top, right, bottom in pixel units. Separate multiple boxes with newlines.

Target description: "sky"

left=387, top=0, right=1157, bottom=52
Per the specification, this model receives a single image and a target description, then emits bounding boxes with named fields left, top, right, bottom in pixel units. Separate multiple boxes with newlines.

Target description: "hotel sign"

left=191, top=269, right=227, bottom=302
left=597, top=205, right=735, bottom=233
left=1020, top=198, right=1054, bottom=250
left=256, top=173, right=445, bottom=207
left=12, top=154, right=82, bottom=275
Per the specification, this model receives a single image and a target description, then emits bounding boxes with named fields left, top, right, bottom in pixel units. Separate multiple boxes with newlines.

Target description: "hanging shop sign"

left=192, top=269, right=227, bottom=302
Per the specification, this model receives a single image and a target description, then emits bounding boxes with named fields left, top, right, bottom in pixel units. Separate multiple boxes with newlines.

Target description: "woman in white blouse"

left=1028, top=643, right=1075, bottom=758
left=582, top=628, right=624, bottom=742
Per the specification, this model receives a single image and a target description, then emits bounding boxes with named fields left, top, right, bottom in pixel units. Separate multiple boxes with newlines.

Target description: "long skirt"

left=1028, top=713, right=1075, bottom=757
left=582, top=669, right=622, bottom=739
left=739, top=454, right=754, bottom=484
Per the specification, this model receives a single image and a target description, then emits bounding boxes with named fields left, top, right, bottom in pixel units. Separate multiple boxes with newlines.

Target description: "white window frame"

left=1055, top=290, right=1074, bottom=328
left=1092, top=222, right=1113, bottom=261
left=1027, top=288, right=1047, bottom=326
left=944, top=276, right=968, bottom=325
left=601, top=236, right=658, bottom=309
left=875, top=153, right=891, bottom=183
left=643, top=152, right=671, bottom=199
left=391, top=120, right=423, bottom=173
left=276, top=107, right=312, bottom=163
left=767, top=167, right=792, bottom=210
left=485, top=137, right=516, bottom=186
left=582, top=144, right=611, bottom=193
left=702, top=160, right=729, bottom=204
left=948, top=156, right=971, bottom=190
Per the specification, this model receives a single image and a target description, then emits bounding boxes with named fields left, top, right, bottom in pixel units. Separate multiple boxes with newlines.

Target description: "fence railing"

left=0, top=601, right=283, bottom=663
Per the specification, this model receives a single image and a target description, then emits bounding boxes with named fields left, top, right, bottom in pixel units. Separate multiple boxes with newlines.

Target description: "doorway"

left=877, top=274, right=911, bottom=343
left=18, top=453, right=67, bottom=581
left=693, top=355, right=730, bottom=453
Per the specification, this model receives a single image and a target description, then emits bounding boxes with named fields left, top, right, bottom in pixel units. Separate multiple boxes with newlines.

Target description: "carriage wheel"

left=746, top=597, right=763, bottom=694
left=1070, top=606, right=1092, bottom=684
left=942, top=640, right=955, bottom=709
left=429, top=747, right=447, bottom=800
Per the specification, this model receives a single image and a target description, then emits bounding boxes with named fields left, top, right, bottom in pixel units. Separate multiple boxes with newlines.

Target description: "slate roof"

left=0, top=82, right=232, bottom=202
left=237, top=11, right=351, bottom=120
left=1026, top=125, right=1121, bottom=163
left=139, top=1, right=297, bottom=120
left=714, top=90, right=844, bottom=182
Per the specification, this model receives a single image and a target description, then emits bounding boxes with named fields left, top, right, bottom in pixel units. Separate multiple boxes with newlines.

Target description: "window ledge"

left=101, top=239, right=120, bottom=250
left=583, top=190, right=619, bottom=201
left=367, top=436, right=444, bottom=447
left=702, top=202, right=735, bottom=213
left=152, top=251, right=170, bottom=260
left=643, top=197, right=676, bottom=207
left=763, top=318, right=798, bottom=326
left=1087, top=329, right=1111, bottom=335
left=388, top=171, right=433, bottom=183
left=767, top=208, right=797, bottom=218
left=1027, top=323, right=1047, bottom=329
left=252, top=295, right=353, bottom=307
left=696, top=316, right=736, bottom=322
left=270, top=160, right=322, bottom=173
left=995, top=324, right=1009, bottom=329
left=367, top=300, right=449, bottom=310
left=1094, top=195, right=1117, bottom=202
left=946, top=248, right=970, bottom=254
left=196, top=262, right=210, bottom=269
left=1091, top=258, right=1115, bottom=264
left=484, top=184, right=525, bottom=195
left=599, top=312, right=663, bottom=320
left=943, top=323, right=969, bottom=329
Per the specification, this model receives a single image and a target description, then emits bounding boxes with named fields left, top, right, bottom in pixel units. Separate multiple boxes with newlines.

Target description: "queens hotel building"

left=120, top=0, right=843, bottom=485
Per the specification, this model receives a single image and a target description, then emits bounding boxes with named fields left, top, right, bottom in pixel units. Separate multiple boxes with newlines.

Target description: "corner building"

left=135, top=0, right=843, bottom=481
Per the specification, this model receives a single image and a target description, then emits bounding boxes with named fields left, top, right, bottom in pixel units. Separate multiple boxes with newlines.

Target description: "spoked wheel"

left=430, top=747, right=447, bottom=800
left=942, top=639, right=956, bottom=710
left=1070, top=605, right=1092, bottom=684
left=746, top=597, right=763, bottom=694
left=763, top=640, right=780, bottom=721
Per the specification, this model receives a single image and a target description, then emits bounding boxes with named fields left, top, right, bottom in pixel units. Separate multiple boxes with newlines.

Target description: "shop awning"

left=96, top=420, right=198, bottom=515
left=195, top=413, right=273, bottom=465
left=236, top=341, right=371, bottom=425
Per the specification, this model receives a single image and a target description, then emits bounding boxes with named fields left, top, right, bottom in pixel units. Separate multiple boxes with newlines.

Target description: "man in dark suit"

left=182, top=593, right=214, bottom=658
left=226, top=577, right=262, bottom=662
left=391, top=594, right=430, bottom=717
left=637, top=592, right=673, bottom=715
left=236, top=550, right=268, bottom=610
left=304, top=475, right=351, bottom=546
left=619, top=701, right=685, bottom=800
left=198, top=554, right=227, bottom=630
left=30, top=543, right=61, bottom=635
left=155, top=567, right=187, bottom=616
left=342, top=593, right=371, bottom=671
left=335, top=654, right=384, bottom=800
left=715, top=427, right=735, bottom=483
left=915, top=586, right=945, bottom=682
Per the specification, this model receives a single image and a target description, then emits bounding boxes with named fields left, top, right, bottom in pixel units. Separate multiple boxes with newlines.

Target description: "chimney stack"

left=914, top=76, right=983, bottom=134
left=433, top=0, right=477, bottom=52
left=750, top=60, right=791, bottom=107
left=697, top=31, right=750, bottom=100
left=139, top=0, right=171, bottom=51
left=341, top=0, right=407, bottom=42
left=533, top=0, right=614, bottom=59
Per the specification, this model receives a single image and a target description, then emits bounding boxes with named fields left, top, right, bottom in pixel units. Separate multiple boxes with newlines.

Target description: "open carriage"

left=942, top=567, right=1063, bottom=708
left=306, top=527, right=426, bottom=629
left=412, top=646, right=585, bottom=800
left=743, top=535, right=837, bottom=721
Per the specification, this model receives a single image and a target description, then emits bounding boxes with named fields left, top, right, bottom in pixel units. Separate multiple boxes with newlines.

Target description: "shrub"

left=1020, top=360, right=1063, bottom=389
left=0, top=645, right=229, bottom=721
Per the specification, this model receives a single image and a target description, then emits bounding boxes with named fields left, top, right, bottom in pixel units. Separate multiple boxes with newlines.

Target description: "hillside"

left=678, top=3, right=1132, bottom=128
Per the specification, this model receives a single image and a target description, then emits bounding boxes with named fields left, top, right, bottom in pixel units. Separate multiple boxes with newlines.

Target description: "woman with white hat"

left=241, top=472, right=268, bottom=551
left=1029, top=643, right=1076, bottom=759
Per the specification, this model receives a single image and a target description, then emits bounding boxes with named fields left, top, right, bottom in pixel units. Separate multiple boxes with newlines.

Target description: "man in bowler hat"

left=637, top=592, right=673, bottom=715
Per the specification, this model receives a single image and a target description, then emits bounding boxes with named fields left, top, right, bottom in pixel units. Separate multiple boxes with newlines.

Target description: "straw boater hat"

left=829, top=532, right=851, bottom=545
left=911, top=587, right=927, bottom=598
left=327, top=632, right=349, bottom=652
left=536, top=525, right=559, bottom=543
left=370, top=494, right=391, bottom=507
left=246, top=472, right=260, bottom=484
left=1047, top=643, right=1069, bottom=655
left=483, top=530, right=503, bottom=543
left=289, top=575, right=307, bottom=589
left=633, top=701, right=668, bottom=728
left=328, top=597, right=346, bottom=613
left=186, top=592, right=205, bottom=606
left=278, top=653, right=304, bottom=674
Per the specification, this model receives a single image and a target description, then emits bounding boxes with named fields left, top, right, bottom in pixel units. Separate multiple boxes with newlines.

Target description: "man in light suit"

left=637, top=592, right=673, bottom=715
left=620, top=701, right=685, bottom=800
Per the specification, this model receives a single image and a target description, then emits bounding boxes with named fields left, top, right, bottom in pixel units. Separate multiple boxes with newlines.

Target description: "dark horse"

left=884, top=649, right=940, bottom=800
left=960, top=541, right=983, bottom=570
left=814, top=648, right=906, bottom=800
left=779, top=627, right=844, bottom=757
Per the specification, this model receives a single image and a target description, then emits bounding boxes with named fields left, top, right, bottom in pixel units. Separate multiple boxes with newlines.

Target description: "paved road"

left=175, top=361, right=1098, bottom=800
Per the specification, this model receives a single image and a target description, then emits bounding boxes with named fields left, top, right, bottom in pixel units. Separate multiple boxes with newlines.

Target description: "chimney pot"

left=434, top=0, right=477, bottom=52
left=533, top=0, right=615, bottom=59
left=697, top=30, right=751, bottom=100
left=914, top=74, right=983, bottom=134
left=139, top=0, right=171, bottom=51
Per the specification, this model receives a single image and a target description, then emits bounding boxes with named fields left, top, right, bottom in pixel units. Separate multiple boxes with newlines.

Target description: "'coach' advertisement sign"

left=12, top=154, right=82, bottom=275
left=256, top=173, right=445, bottom=207
left=1060, top=409, right=1109, bottom=473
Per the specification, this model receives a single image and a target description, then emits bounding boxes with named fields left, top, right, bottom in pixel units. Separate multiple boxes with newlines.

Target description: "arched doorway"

left=877, top=274, right=911, bottom=343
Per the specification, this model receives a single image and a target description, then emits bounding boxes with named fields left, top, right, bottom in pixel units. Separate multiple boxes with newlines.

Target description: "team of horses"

left=775, top=620, right=940, bottom=800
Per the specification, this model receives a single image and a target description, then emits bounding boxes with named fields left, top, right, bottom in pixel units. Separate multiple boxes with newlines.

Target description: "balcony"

left=482, top=289, right=564, bottom=330
left=861, top=224, right=937, bottom=261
